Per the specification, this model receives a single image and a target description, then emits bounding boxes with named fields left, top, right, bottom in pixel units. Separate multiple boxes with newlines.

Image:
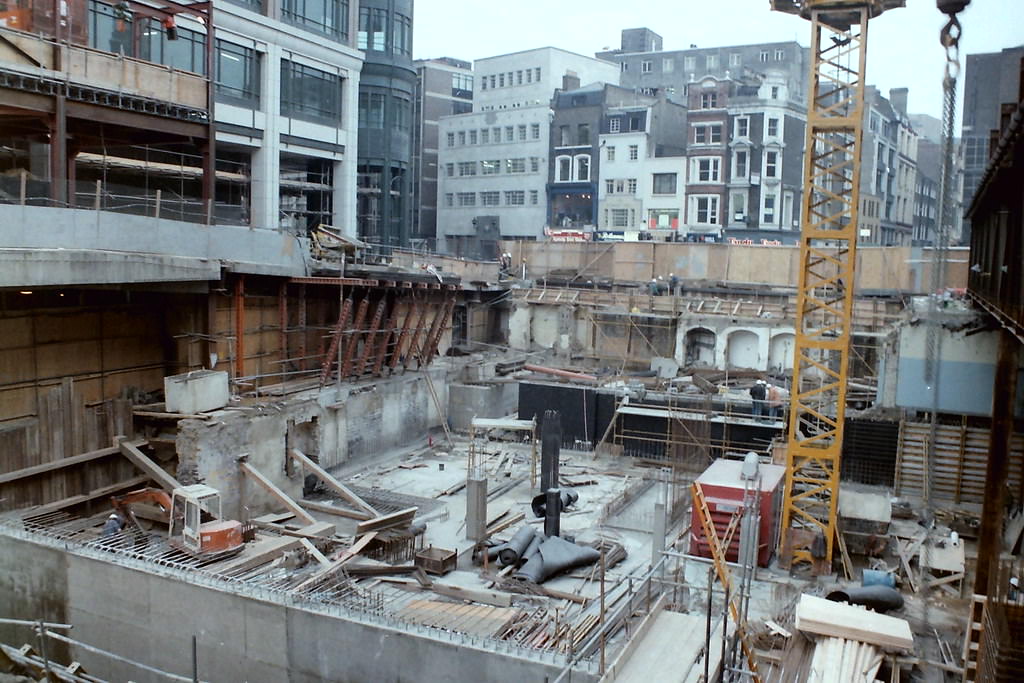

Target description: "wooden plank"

left=0, top=446, right=119, bottom=485
left=355, top=507, right=418, bottom=535
left=117, top=438, right=180, bottom=493
left=485, top=512, right=526, bottom=538
left=387, top=578, right=515, bottom=608
left=290, top=448, right=378, bottom=517
left=239, top=461, right=316, bottom=525
left=795, top=594, right=914, bottom=651
left=214, top=536, right=303, bottom=574
left=295, top=531, right=379, bottom=590
left=300, top=538, right=332, bottom=568
left=299, top=499, right=373, bottom=521
left=28, top=474, right=151, bottom=514
left=252, top=520, right=336, bottom=539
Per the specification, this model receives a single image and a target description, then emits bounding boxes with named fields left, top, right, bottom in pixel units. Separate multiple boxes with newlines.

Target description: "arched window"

left=556, top=155, right=572, bottom=183
left=574, top=154, right=590, bottom=182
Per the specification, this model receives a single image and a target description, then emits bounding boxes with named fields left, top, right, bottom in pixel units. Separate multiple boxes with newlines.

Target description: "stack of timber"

left=795, top=594, right=914, bottom=651
left=807, top=637, right=883, bottom=683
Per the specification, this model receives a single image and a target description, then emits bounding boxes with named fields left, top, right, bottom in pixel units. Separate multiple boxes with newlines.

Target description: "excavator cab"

left=169, top=484, right=243, bottom=558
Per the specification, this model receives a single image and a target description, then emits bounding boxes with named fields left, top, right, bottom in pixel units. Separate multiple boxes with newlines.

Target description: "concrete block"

left=165, top=370, right=229, bottom=414
left=650, top=356, right=679, bottom=379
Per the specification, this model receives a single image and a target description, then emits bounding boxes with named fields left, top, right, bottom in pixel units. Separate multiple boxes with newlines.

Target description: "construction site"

left=1, top=0, right=1023, bottom=681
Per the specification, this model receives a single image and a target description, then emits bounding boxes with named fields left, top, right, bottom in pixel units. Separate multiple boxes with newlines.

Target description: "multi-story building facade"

left=0, top=0, right=363, bottom=236
left=436, top=48, right=619, bottom=256
left=412, top=57, right=473, bottom=247
left=596, top=99, right=688, bottom=237
left=597, top=29, right=807, bottom=243
left=356, top=0, right=416, bottom=247
left=860, top=87, right=918, bottom=246
left=961, top=45, right=1024, bottom=241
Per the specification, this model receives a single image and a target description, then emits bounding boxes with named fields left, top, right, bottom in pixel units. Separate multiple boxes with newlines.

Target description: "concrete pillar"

left=975, top=328, right=1019, bottom=595
left=540, top=410, right=561, bottom=492
left=250, top=44, right=281, bottom=230
left=465, top=470, right=487, bottom=542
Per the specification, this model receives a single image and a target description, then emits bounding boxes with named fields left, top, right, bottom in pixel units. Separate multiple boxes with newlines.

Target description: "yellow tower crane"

left=770, top=0, right=904, bottom=567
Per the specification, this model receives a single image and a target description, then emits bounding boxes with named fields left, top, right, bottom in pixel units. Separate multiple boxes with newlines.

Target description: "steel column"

left=353, top=297, right=388, bottom=377
left=372, top=305, right=398, bottom=377
left=234, top=276, right=245, bottom=380
left=402, top=303, right=431, bottom=371
left=319, top=298, right=353, bottom=386
left=278, top=282, right=288, bottom=366
left=975, top=328, right=1019, bottom=594
left=779, top=7, right=869, bottom=568
left=420, top=297, right=455, bottom=368
left=298, top=284, right=307, bottom=370
left=388, top=299, right=418, bottom=372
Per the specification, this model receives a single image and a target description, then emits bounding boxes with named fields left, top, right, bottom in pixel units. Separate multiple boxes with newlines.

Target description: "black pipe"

left=825, top=585, right=904, bottom=613
left=531, top=489, right=578, bottom=518
left=544, top=488, right=561, bottom=538
left=541, top=410, right=561, bottom=492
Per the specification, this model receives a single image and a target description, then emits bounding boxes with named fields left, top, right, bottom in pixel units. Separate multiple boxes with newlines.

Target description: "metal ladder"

left=692, top=482, right=761, bottom=681
left=423, top=370, right=453, bottom=447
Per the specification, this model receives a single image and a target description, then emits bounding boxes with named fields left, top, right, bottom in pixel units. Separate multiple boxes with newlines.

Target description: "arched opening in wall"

left=684, top=327, right=717, bottom=367
left=768, top=333, right=795, bottom=373
left=726, top=330, right=760, bottom=369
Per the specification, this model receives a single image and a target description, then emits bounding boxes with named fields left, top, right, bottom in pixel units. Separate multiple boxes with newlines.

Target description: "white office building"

left=437, top=48, right=619, bottom=256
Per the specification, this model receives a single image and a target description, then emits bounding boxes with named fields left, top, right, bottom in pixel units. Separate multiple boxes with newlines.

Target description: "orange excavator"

left=110, top=484, right=245, bottom=560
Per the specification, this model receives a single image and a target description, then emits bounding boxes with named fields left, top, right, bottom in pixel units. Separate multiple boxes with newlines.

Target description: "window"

left=735, top=117, right=749, bottom=138
left=767, top=117, right=779, bottom=137
left=765, top=151, right=778, bottom=178
left=458, top=131, right=466, bottom=145
left=393, top=12, right=411, bottom=55
left=605, top=179, right=615, bottom=194
left=577, top=123, right=590, bottom=145
left=556, top=156, right=572, bottom=182
left=684, top=56, right=696, bottom=71
left=452, top=73, right=473, bottom=95
left=693, top=196, right=720, bottom=224
left=559, top=125, right=571, bottom=146
left=446, top=132, right=455, bottom=147
left=663, top=58, right=674, bottom=73
left=481, top=191, right=500, bottom=207
left=357, top=6, right=386, bottom=50
left=530, top=157, right=540, bottom=172
left=649, top=209, right=679, bottom=229
left=469, top=130, right=477, bottom=144
left=607, top=146, right=616, bottom=161
left=281, top=0, right=349, bottom=39
left=535, top=67, right=541, bottom=81
left=457, top=192, right=476, bottom=207
left=445, top=163, right=454, bottom=177
left=479, top=129, right=489, bottom=144
left=621, top=62, right=629, bottom=72
left=492, top=127, right=501, bottom=142
left=611, top=209, right=629, bottom=228
left=770, top=86, right=779, bottom=100
left=729, top=53, right=742, bottom=67
left=706, top=54, right=719, bottom=69
left=759, top=50, right=769, bottom=63
left=734, top=150, right=748, bottom=179
left=731, top=192, right=747, bottom=220
left=614, top=180, right=625, bottom=193
left=627, top=178, right=638, bottom=194
left=505, top=126, right=514, bottom=142
left=629, top=145, right=639, bottom=161
left=530, top=190, right=539, bottom=205
left=774, top=49, right=785, bottom=61
left=489, top=75, right=496, bottom=89
left=480, top=78, right=487, bottom=91
left=499, top=73, right=505, bottom=87
left=763, top=193, right=776, bottom=223
left=700, top=92, right=718, bottom=109
left=215, top=40, right=260, bottom=105
left=281, top=60, right=342, bottom=122
left=609, top=118, right=621, bottom=133
left=481, top=160, right=501, bottom=175
left=138, top=18, right=206, bottom=74
left=506, top=158, right=526, bottom=174
left=694, top=124, right=722, bottom=144
left=652, top=173, right=677, bottom=195
left=516, top=70, right=523, bottom=85
left=457, top=161, right=476, bottom=177
left=692, top=157, right=721, bottom=183
left=575, top=154, right=590, bottom=181
left=641, top=59, right=653, bottom=73
left=629, top=116, right=642, bottom=132
left=505, top=191, right=525, bottom=205
left=89, top=1, right=136, bottom=56
left=444, top=193, right=454, bottom=207
left=526, top=69, right=533, bottom=83
left=453, top=101, right=472, bottom=114
left=530, top=123, right=541, bottom=139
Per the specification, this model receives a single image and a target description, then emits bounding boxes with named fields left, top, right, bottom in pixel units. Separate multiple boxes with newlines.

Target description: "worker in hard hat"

left=669, top=273, right=679, bottom=296
left=101, top=512, right=125, bottom=537
left=749, top=380, right=768, bottom=421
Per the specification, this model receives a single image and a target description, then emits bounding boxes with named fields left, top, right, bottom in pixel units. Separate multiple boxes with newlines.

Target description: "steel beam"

left=278, top=282, right=288, bottom=367
left=234, top=276, right=245, bottom=381
left=975, top=328, right=1019, bottom=594
left=340, top=296, right=370, bottom=378
left=420, top=297, right=455, bottom=368
left=353, top=297, right=388, bottom=377
left=297, top=284, right=307, bottom=371
left=372, top=305, right=398, bottom=377
left=402, top=302, right=431, bottom=371
left=319, top=298, right=353, bottom=386
left=779, top=7, right=869, bottom=568
left=389, top=300, right=419, bottom=372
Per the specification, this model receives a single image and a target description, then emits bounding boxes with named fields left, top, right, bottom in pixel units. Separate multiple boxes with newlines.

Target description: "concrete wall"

left=176, top=368, right=449, bottom=520
left=0, top=205, right=310, bottom=287
left=0, top=530, right=589, bottom=683
left=448, top=382, right=520, bottom=431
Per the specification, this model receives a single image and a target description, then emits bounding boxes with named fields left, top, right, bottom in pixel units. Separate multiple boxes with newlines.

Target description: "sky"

left=412, top=0, right=1023, bottom=123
